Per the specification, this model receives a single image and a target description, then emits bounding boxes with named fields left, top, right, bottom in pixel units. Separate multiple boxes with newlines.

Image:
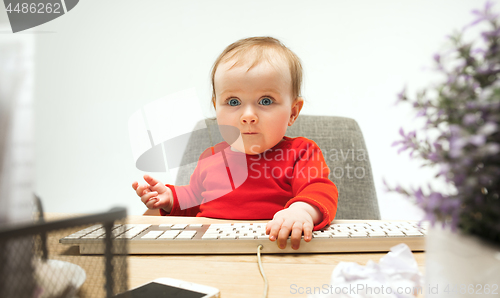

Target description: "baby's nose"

left=242, top=117, right=257, bottom=124
left=241, top=108, right=258, bottom=124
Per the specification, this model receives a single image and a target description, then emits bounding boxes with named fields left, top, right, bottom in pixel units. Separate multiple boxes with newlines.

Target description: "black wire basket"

left=0, top=198, right=129, bottom=298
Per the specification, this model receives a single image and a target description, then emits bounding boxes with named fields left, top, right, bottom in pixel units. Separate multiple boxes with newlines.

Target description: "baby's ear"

left=212, top=97, right=216, bottom=110
left=288, top=97, right=304, bottom=126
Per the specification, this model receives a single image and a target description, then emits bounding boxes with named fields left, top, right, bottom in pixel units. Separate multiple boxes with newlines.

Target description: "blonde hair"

left=210, top=36, right=303, bottom=108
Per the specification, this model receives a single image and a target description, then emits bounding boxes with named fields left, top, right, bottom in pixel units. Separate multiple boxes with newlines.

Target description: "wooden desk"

left=48, top=214, right=425, bottom=298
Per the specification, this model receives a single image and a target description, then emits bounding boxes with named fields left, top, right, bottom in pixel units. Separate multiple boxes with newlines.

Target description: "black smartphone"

left=113, top=278, right=220, bottom=298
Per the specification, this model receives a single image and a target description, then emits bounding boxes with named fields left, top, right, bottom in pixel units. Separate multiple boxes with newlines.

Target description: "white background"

left=1, top=0, right=493, bottom=218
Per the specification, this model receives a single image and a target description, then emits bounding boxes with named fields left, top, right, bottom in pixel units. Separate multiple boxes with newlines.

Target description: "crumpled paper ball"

left=309, top=243, right=423, bottom=298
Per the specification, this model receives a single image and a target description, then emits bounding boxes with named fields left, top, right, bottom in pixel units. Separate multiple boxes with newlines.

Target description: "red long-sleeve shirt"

left=160, top=136, right=338, bottom=230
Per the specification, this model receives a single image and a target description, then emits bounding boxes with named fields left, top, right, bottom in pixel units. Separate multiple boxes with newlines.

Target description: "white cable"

left=257, top=245, right=268, bottom=298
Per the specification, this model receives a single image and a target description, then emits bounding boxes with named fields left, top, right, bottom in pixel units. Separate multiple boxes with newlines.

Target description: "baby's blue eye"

left=259, top=98, right=273, bottom=106
left=228, top=98, right=240, bottom=106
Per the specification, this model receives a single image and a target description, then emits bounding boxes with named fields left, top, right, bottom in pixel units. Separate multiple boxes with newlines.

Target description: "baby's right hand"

left=132, top=175, right=173, bottom=213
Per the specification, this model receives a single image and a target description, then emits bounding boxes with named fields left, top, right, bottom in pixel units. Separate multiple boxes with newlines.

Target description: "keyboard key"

left=330, top=234, right=349, bottom=238
left=159, top=224, right=173, bottom=228
left=238, top=235, right=256, bottom=240
left=404, top=231, right=424, bottom=236
left=69, top=224, right=101, bottom=238
left=350, top=232, right=368, bottom=237
left=97, top=225, right=134, bottom=239
left=82, top=228, right=106, bottom=239
left=116, top=230, right=140, bottom=239
left=332, top=231, right=350, bottom=236
left=333, top=224, right=354, bottom=229
left=201, top=234, right=219, bottom=240
left=220, top=234, right=237, bottom=239
left=204, top=230, right=222, bottom=235
left=313, top=233, right=331, bottom=238
left=350, top=234, right=369, bottom=238
left=109, top=228, right=127, bottom=238
left=135, top=224, right=152, bottom=230
left=188, top=224, right=203, bottom=228
left=159, top=230, right=181, bottom=239
left=171, top=224, right=188, bottom=230
left=142, top=231, right=164, bottom=239
left=386, top=231, right=405, bottom=237
left=176, top=231, right=197, bottom=239
left=115, top=224, right=152, bottom=239
left=354, top=228, right=366, bottom=233
left=238, top=228, right=251, bottom=234
left=220, top=227, right=236, bottom=232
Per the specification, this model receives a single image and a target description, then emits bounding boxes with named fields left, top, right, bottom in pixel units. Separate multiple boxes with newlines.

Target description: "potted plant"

left=385, top=1, right=500, bottom=296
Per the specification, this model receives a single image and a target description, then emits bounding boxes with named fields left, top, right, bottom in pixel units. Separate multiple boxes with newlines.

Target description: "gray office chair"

left=174, top=115, right=380, bottom=220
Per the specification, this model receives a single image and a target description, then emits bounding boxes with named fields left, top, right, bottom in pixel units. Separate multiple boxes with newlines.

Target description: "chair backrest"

left=175, top=115, right=380, bottom=220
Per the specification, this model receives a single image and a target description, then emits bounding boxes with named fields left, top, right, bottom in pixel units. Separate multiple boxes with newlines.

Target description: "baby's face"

left=214, top=58, right=302, bottom=154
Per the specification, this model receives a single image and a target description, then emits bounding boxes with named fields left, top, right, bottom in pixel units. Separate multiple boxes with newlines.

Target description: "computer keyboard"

left=59, top=220, right=427, bottom=254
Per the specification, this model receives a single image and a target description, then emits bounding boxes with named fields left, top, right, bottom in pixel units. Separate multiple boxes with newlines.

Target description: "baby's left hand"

left=266, top=204, right=315, bottom=250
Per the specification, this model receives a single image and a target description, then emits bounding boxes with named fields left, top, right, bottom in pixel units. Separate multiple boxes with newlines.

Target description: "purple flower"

left=438, top=196, right=460, bottom=215
left=483, top=143, right=500, bottom=155
left=397, top=145, right=409, bottom=154
left=463, top=114, right=478, bottom=126
left=453, top=173, right=466, bottom=185
left=427, top=152, right=439, bottom=162
left=395, top=87, right=407, bottom=105
left=450, top=124, right=461, bottom=136
left=416, top=109, right=427, bottom=118
left=471, top=47, right=486, bottom=55
left=478, top=122, right=498, bottom=136
left=433, top=53, right=441, bottom=63
left=478, top=174, right=492, bottom=185
left=469, top=135, right=486, bottom=146
left=414, top=187, right=424, bottom=205
left=460, top=156, right=473, bottom=167
left=449, top=137, right=467, bottom=158
left=466, top=102, right=477, bottom=109
left=468, top=12, right=489, bottom=27
left=423, top=213, right=437, bottom=226
left=439, top=164, right=450, bottom=176
left=427, top=192, right=443, bottom=209
left=481, top=25, right=500, bottom=41
left=485, top=0, right=495, bottom=11
left=389, top=0, right=500, bottom=244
